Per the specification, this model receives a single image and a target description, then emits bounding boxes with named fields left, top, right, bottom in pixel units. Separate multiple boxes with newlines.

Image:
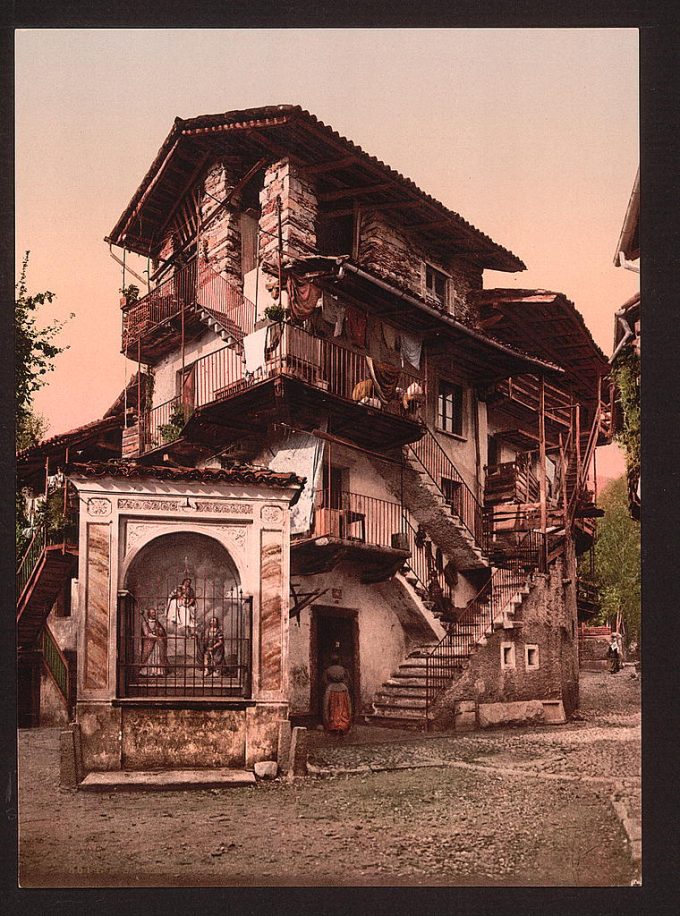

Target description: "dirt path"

left=17, top=670, right=640, bottom=887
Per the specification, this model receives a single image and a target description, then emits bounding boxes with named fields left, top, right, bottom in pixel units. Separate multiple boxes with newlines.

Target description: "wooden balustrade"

left=312, top=490, right=404, bottom=550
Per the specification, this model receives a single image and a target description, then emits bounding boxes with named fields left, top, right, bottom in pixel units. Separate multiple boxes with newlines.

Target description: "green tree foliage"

left=16, top=252, right=71, bottom=449
left=593, top=475, right=641, bottom=642
left=15, top=253, right=71, bottom=552
left=611, top=349, right=640, bottom=478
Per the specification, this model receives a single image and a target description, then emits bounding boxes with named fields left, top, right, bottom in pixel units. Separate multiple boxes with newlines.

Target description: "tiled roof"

left=66, top=460, right=305, bottom=492
left=17, top=414, right=122, bottom=460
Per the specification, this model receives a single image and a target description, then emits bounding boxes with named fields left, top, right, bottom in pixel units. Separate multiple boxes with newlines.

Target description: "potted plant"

left=263, top=303, right=286, bottom=323
left=120, top=284, right=140, bottom=307
left=158, top=405, right=186, bottom=444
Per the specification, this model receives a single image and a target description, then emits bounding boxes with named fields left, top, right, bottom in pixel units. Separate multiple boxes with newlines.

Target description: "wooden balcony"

left=291, top=491, right=410, bottom=582
left=141, top=322, right=425, bottom=455
left=484, top=458, right=539, bottom=507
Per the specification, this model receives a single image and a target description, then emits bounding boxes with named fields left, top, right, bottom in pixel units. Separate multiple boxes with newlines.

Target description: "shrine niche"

left=119, top=531, right=251, bottom=697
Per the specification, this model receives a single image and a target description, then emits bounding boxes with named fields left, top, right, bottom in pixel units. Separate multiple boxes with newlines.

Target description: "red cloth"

left=286, top=275, right=320, bottom=321
left=346, top=305, right=367, bottom=348
left=327, top=690, right=352, bottom=735
left=367, top=356, right=401, bottom=402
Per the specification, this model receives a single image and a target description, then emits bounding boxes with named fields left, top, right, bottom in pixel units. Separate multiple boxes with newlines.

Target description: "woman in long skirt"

left=322, top=653, right=352, bottom=736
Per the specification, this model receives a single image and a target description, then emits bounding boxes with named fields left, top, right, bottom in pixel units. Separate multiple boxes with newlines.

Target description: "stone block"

left=454, top=699, right=477, bottom=731
left=277, top=718, right=292, bottom=774
left=59, top=729, right=78, bottom=788
left=288, top=726, right=308, bottom=778
left=254, top=761, right=278, bottom=779
left=541, top=699, right=567, bottom=724
left=478, top=700, right=545, bottom=729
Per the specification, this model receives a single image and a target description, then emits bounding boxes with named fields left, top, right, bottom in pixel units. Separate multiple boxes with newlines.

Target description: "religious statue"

left=321, top=651, right=353, bottom=737
left=200, top=616, right=226, bottom=677
left=139, top=608, right=169, bottom=677
left=166, top=576, right=197, bottom=630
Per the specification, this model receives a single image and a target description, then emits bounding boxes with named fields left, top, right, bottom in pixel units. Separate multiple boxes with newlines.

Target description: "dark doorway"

left=311, top=606, right=360, bottom=721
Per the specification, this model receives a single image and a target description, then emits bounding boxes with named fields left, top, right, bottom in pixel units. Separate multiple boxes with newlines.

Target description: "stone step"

left=384, top=676, right=429, bottom=688
left=370, top=706, right=427, bottom=721
left=378, top=684, right=428, bottom=698
left=374, top=695, right=427, bottom=710
left=78, top=768, right=256, bottom=791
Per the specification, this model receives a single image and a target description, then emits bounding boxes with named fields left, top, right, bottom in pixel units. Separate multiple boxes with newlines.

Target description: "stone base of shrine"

left=72, top=700, right=288, bottom=774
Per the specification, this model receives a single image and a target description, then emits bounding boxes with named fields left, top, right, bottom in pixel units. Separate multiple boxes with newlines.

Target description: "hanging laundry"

left=366, top=356, right=401, bottom=402
left=400, top=331, right=424, bottom=370
left=382, top=322, right=400, bottom=353
left=286, top=275, right=321, bottom=321
left=265, top=322, right=283, bottom=358
left=242, top=325, right=269, bottom=376
left=321, top=294, right=346, bottom=338
left=346, top=304, right=367, bottom=348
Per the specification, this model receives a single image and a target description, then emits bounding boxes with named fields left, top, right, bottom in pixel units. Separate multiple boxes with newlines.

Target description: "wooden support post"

left=538, top=375, right=548, bottom=572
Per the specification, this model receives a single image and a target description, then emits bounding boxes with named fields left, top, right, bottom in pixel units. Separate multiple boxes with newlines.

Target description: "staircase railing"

left=401, top=512, right=454, bottom=607
left=425, top=528, right=542, bottom=725
left=16, top=526, right=47, bottom=603
left=40, top=624, right=70, bottom=703
left=408, top=426, right=484, bottom=549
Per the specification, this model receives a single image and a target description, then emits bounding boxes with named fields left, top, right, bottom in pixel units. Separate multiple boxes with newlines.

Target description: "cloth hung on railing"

left=321, top=294, right=346, bottom=337
left=346, top=304, right=367, bottom=348
left=267, top=431, right=325, bottom=535
left=400, top=332, right=423, bottom=370
left=286, top=275, right=322, bottom=321
left=265, top=322, right=283, bottom=358
left=242, top=325, right=269, bottom=375
left=366, top=356, right=401, bottom=403
left=381, top=322, right=400, bottom=353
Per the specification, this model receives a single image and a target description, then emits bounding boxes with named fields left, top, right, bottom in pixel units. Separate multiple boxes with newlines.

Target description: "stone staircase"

left=368, top=568, right=532, bottom=729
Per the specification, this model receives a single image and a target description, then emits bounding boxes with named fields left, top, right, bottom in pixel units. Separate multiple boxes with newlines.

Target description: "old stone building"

left=17, top=105, right=611, bottom=774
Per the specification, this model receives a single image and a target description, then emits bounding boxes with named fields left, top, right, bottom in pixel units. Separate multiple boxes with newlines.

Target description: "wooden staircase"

left=17, top=542, right=77, bottom=650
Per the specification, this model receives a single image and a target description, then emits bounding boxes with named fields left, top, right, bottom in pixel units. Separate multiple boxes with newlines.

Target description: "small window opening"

left=425, top=264, right=448, bottom=306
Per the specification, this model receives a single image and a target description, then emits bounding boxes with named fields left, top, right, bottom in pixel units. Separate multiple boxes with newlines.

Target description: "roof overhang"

left=107, top=105, right=525, bottom=273
left=614, top=167, right=640, bottom=265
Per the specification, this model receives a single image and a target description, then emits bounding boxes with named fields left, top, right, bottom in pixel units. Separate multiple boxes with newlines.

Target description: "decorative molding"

left=87, top=497, right=112, bottom=517
left=125, top=522, right=148, bottom=552
left=224, top=527, right=247, bottom=551
left=118, top=498, right=181, bottom=511
left=261, top=504, right=284, bottom=525
left=194, top=501, right=253, bottom=515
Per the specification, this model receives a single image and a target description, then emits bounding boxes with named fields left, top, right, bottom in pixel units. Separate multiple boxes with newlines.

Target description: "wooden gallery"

left=17, top=106, right=610, bottom=778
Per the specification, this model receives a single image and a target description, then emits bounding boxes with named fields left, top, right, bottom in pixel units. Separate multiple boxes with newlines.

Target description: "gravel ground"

left=17, top=669, right=640, bottom=887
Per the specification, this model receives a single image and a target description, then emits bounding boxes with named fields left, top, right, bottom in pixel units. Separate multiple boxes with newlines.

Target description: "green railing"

left=40, top=625, right=69, bottom=701
left=16, top=526, right=48, bottom=603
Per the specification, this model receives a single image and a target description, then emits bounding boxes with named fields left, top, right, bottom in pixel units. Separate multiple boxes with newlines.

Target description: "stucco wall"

left=150, top=328, right=226, bottom=409
left=39, top=669, right=69, bottom=726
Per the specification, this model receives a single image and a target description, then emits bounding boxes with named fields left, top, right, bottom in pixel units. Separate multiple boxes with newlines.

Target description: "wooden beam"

left=302, top=155, right=357, bottom=175
left=538, top=375, right=548, bottom=570
left=318, top=182, right=395, bottom=202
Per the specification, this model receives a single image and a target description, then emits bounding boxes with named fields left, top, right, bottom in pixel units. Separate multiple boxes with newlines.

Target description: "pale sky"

left=15, top=28, right=639, bottom=479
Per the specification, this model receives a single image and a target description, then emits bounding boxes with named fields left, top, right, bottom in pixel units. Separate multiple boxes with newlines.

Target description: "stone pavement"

left=16, top=669, right=640, bottom=886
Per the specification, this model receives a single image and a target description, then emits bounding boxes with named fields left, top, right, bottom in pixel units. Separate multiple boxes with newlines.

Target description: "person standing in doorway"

left=322, top=652, right=353, bottom=737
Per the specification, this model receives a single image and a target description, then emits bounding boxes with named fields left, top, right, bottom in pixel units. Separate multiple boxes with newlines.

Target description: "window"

left=425, top=264, right=448, bottom=307
left=525, top=645, right=540, bottom=670
left=487, top=435, right=500, bottom=468
left=441, top=476, right=462, bottom=515
left=317, top=213, right=355, bottom=256
left=501, top=642, right=516, bottom=669
left=437, top=381, right=464, bottom=436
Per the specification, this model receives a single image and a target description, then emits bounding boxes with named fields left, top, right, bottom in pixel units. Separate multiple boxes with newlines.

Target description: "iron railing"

left=408, top=426, right=484, bottom=549
left=425, top=529, right=542, bottom=723
left=143, top=395, right=183, bottom=453
left=40, top=625, right=69, bottom=701
left=141, top=322, right=425, bottom=452
left=312, top=490, right=404, bottom=550
left=119, top=585, right=252, bottom=698
left=401, top=512, right=454, bottom=606
left=16, top=527, right=47, bottom=603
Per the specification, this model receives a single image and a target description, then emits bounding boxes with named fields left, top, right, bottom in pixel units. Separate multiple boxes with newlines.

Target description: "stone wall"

left=578, top=635, right=611, bottom=670
left=200, top=159, right=244, bottom=288
left=431, top=552, right=580, bottom=728
left=39, top=668, right=69, bottom=726
left=357, top=208, right=483, bottom=322
left=259, top=159, right=319, bottom=264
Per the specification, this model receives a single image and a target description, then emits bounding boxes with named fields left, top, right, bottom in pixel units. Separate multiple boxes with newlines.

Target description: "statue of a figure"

left=322, top=653, right=353, bottom=736
left=166, top=576, right=197, bottom=630
left=139, top=608, right=169, bottom=676
left=200, top=616, right=226, bottom=677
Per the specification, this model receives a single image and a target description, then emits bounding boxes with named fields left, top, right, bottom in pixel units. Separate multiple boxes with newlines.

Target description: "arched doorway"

left=119, top=532, right=251, bottom=698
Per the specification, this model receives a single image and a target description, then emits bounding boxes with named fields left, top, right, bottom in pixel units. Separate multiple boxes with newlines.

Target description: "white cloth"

left=166, top=595, right=196, bottom=629
left=400, top=332, right=423, bottom=370
left=267, top=432, right=326, bottom=535
left=243, top=326, right=269, bottom=375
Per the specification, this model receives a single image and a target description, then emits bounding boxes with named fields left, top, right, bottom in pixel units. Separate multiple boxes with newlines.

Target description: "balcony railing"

left=122, top=258, right=256, bottom=352
left=141, top=322, right=424, bottom=453
left=494, top=375, right=572, bottom=427
left=484, top=458, right=540, bottom=506
left=311, top=491, right=405, bottom=551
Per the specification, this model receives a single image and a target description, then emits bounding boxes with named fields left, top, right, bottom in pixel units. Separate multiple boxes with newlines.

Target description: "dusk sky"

left=15, top=28, right=639, bottom=479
